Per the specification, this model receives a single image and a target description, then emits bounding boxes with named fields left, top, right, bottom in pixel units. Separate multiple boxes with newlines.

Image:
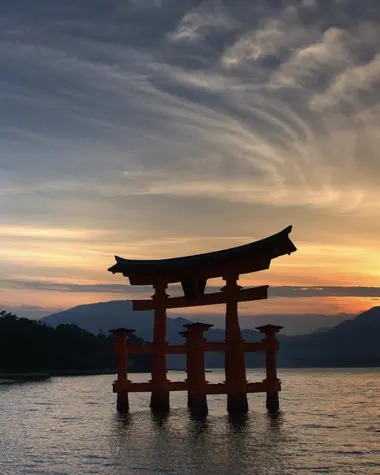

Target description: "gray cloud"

left=2, top=1, right=379, bottom=185
left=269, top=286, right=380, bottom=298
left=4, top=278, right=380, bottom=299
left=1, top=0, right=380, bottom=312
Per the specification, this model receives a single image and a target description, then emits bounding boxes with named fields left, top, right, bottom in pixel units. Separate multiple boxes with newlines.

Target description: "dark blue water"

left=0, top=369, right=379, bottom=474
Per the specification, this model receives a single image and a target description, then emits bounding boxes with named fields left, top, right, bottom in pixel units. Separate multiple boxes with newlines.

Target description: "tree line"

left=0, top=310, right=151, bottom=374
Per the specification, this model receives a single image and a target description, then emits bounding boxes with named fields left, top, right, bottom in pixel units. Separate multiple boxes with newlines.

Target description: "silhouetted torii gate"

left=108, top=226, right=297, bottom=416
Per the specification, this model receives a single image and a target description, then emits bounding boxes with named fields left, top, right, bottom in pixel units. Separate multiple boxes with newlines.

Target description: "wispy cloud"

left=4, top=278, right=380, bottom=300
left=222, top=4, right=321, bottom=68
left=1, top=0, right=380, bottom=314
left=311, top=53, right=380, bottom=110
left=168, top=0, right=238, bottom=43
left=270, top=286, right=380, bottom=298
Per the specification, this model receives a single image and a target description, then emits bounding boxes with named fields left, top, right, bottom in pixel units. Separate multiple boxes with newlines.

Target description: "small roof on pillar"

left=108, top=226, right=296, bottom=287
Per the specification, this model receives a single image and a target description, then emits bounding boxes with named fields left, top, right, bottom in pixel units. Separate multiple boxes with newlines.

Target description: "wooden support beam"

left=204, top=341, right=226, bottom=352
left=126, top=344, right=154, bottom=354
left=113, top=380, right=275, bottom=394
left=125, top=341, right=266, bottom=354
left=201, top=382, right=269, bottom=394
left=132, top=285, right=268, bottom=311
left=126, top=344, right=187, bottom=355
left=244, top=342, right=266, bottom=352
left=114, top=381, right=189, bottom=393
left=166, top=345, right=189, bottom=354
left=203, top=342, right=266, bottom=352
left=113, top=381, right=153, bottom=393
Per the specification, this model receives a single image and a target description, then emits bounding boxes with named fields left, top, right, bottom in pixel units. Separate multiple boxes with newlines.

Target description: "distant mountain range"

left=41, top=300, right=188, bottom=343
left=181, top=312, right=352, bottom=335
left=41, top=299, right=352, bottom=337
left=199, top=307, right=380, bottom=368
left=41, top=301, right=380, bottom=368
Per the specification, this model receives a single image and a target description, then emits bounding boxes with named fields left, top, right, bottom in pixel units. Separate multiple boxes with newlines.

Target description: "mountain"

left=41, top=300, right=352, bottom=337
left=42, top=300, right=153, bottom=335
left=41, top=300, right=192, bottom=343
left=203, top=307, right=380, bottom=369
left=41, top=301, right=380, bottom=367
left=327, top=306, right=380, bottom=335
left=273, top=306, right=380, bottom=368
left=187, top=313, right=353, bottom=335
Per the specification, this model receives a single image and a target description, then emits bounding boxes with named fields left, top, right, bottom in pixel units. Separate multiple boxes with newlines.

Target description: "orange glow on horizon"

left=1, top=225, right=379, bottom=317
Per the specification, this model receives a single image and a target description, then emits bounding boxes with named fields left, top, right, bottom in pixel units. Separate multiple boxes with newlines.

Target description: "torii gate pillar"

left=257, top=324, right=282, bottom=412
left=150, top=282, right=170, bottom=412
left=223, top=275, right=248, bottom=416
left=111, top=328, right=135, bottom=413
left=181, top=322, right=213, bottom=417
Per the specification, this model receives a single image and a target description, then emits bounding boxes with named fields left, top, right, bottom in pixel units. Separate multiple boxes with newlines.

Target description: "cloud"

left=270, top=286, right=380, bottom=298
left=221, top=4, right=321, bottom=68
left=4, top=278, right=380, bottom=300
left=168, top=0, right=238, bottom=43
left=0, top=225, right=106, bottom=241
left=2, top=279, right=134, bottom=294
left=310, top=53, right=380, bottom=110
left=1, top=0, right=380, bottom=315
left=2, top=1, right=380, bottom=204
left=271, top=27, right=352, bottom=88
left=130, top=0, right=162, bottom=8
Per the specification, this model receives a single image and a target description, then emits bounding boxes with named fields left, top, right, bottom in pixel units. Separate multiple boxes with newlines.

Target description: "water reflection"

left=109, top=404, right=295, bottom=475
left=115, top=413, right=132, bottom=426
left=186, top=413, right=210, bottom=438
left=266, top=410, right=284, bottom=429
left=227, top=413, right=249, bottom=433
left=151, top=409, right=170, bottom=429
left=12, top=371, right=375, bottom=475
left=111, top=412, right=134, bottom=439
left=188, top=408, right=208, bottom=422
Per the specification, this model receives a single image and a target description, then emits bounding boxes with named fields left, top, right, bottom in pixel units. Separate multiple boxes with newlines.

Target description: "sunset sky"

left=1, top=0, right=380, bottom=320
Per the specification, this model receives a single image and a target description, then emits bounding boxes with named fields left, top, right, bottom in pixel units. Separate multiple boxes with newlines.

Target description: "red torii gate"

left=108, top=226, right=297, bottom=416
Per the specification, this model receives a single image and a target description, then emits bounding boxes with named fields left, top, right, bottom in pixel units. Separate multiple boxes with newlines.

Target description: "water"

left=0, top=369, right=379, bottom=475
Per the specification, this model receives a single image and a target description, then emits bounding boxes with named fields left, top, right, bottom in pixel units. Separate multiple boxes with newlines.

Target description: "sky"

left=1, top=0, right=380, bottom=320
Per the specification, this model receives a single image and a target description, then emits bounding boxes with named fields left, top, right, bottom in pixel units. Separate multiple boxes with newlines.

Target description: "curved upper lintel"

left=108, top=225, right=296, bottom=286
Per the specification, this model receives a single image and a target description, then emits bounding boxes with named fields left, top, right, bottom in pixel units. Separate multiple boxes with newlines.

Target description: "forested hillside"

left=0, top=310, right=151, bottom=373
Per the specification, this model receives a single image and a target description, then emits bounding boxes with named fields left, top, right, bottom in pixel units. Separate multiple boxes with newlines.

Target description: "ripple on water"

left=0, top=369, right=379, bottom=475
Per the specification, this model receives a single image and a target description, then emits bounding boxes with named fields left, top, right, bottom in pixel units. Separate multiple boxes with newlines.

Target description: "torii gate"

left=108, top=226, right=297, bottom=416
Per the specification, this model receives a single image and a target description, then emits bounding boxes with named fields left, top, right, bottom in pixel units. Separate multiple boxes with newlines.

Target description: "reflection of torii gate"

left=108, top=226, right=297, bottom=416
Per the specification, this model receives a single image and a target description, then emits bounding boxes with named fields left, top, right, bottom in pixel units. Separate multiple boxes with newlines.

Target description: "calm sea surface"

left=0, top=369, right=379, bottom=475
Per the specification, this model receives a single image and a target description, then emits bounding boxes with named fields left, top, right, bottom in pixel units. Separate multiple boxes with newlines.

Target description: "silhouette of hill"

left=42, top=300, right=155, bottom=335
left=266, top=306, right=380, bottom=368
left=199, top=307, right=380, bottom=369
left=41, top=300, right=352, bottom=337
left=41, top=300, right=192, bottom=343
left=0, top=310, right=151, bottom=374
left=41, top=301, right=379, bottom=368
left=328, top=306, right=380, bottom=335
left=184, top=312, right=352, bottom=334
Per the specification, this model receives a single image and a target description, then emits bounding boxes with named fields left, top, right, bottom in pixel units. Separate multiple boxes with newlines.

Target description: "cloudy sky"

left=1, top=0, right=380, bottom=319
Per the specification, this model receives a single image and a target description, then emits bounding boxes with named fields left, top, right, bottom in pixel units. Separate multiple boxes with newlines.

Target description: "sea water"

left=0, top=369, right=379, bottom=474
